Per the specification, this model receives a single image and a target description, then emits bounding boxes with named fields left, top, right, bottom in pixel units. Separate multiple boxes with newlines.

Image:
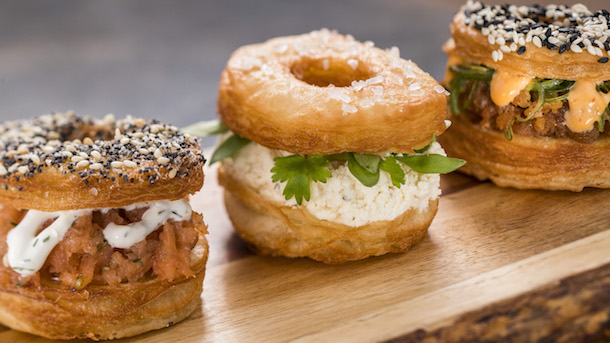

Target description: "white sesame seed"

left=168, top=169, right=178, bottom=179
left=154, top=149, right=163, bottom=159
left=90, top=163, right=103, bottom=170
left=571, top=44, right=583, bottom=53
left=139, top=148, right=149, bottom=155
left=90, top=151, right=102, bottom=160
left=120, top=137, right=130, bottom=145
left=9, top=163, right=18, bottom=172
left=30, top=155, right=41, bottom=165
left=533, top=36, right=543, bottom=48
left=548, top=36, right=560, bottom=45
left=0, top=165, right=7, bottom=176
left=66, top=145, right=76, bottom=152
left=76, top=160, right=90, bottom=169
left=492, top=50, right=499, bottom=62
left=62, top=151, right=73, bottom=158
left=488, top=35, right=496, bottom=45
left=124, top=160, right=137, bottom=168
left=498, top=50, right=504, bottom=61
left=17, top=166, right=28, bottom=174
left=500, top=44, right=511, bottom=52
left=496, top=36, right=505, bottom=46
left=157, top=157, right=170, bottom=164
left=71, top=156, right=84, bottom=163
left=587, top=45, right=597, bottom=55
left=111, top=161, right=124, bottom=168
left=83, top=137, right=94, bottom=145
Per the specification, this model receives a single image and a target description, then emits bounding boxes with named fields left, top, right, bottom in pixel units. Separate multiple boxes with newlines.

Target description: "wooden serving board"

left=1, top=166, right=609, bottom=342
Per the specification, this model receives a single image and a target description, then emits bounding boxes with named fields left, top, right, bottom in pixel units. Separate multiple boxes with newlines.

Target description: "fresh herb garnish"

left=271, top=154, right=332, bottom=205
left=379, top=156, right=405, bottom=188
left=395, top=154, right=466, bottom=174
left=209, top=134, right=251, bottom=165
left=9, top=221, right=17, bottom=226
left=42, top=236, right=50, bottom=243
left=346, top=153, right=380, bottom=187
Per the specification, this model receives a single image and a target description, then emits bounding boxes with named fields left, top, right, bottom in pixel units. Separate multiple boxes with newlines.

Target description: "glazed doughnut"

left=441, top=1, right=610, bottom=191
left=0, top=112, right=208, bottom=340
left=218, top=29, right=448, bottom=155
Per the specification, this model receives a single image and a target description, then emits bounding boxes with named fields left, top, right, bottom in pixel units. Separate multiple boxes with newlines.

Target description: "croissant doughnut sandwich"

left=442, top=1, right=610, bottom=191
left=188, top=29, right=463, bottom=264
left=0, top=112, right=208, bottom=340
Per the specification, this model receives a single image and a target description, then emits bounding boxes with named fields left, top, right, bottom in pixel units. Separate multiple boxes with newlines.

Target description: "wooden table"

left=1, top=165, right=609, bottom=342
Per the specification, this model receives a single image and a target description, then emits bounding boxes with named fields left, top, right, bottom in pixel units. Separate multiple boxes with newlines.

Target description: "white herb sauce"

left=6, top=199, right=191, bottom=276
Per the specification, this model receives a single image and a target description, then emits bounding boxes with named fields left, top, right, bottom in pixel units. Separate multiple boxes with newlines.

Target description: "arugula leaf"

left=182, top=119, right=229, bottom=136
left=395, top=154, right=465, bottom=174
left=352, top=153, right=381, bottom=174
left=209, top=134, right=251, bottom=165
left=271, top=154, right=331, bottom=205
left=346, top=153, right=380, bottom=187
left=379, top=156, right=405, bottom=188
left=414, top=137, right=436, bottom=154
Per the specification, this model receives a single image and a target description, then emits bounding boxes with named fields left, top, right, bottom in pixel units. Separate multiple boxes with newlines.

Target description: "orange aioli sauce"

left=566, top=80, right=610, bottom=132
left=490, top=69, right=532, bottom=107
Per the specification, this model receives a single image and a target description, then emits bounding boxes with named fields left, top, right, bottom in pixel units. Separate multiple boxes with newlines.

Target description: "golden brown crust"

left=446, top=12, right=610, bottom=81
left=439, top=115, right=610, bottom=191
left=0, top=162, right=204, bottom=211
left=0, top=112, right=206, bottom=211
left=218, top=30, right=447, bottom=155
left=0, top=230, right=208, bottom=340
left=218, top=166, right=438, bottom=263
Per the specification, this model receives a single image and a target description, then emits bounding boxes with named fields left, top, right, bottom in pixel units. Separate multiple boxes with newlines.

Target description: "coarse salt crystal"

left=433, top=85, right=448, bottom=94
left=347, top=59, right=358, bottom=70
left=408, top=83, right=421, bottom=91
left=366, top=75, right=384, bottom=86
left=261, top=64, right=274, bottom=75
left=328, top=88, right=352, bottom=103
left=341, top=103, right=358, bottom=115
left=351, top=80, right=367, bottom=91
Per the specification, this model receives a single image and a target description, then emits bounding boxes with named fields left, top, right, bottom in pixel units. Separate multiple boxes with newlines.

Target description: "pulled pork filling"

left=458, top=81, right=610, bottom=143
left=0, top=205, right=204, bottom=290
left=448, top=64, right=610, bottom=143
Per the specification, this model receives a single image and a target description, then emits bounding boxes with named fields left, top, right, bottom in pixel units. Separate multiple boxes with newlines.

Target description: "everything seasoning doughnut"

left=441, top=1, right=610, bottom=191
left=203, top=29, right=464, bottom=263
left=0, top=111, right=208, bottom=340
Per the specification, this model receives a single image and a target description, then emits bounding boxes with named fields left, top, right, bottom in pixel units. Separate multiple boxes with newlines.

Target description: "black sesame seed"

left=599, top=57, right=609, bottom=63
left=111, top=176, right=116, bottom=181
left=558, top=44, right=568, bottom=54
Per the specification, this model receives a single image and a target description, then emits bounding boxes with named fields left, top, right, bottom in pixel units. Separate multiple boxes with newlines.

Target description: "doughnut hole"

left=290, top=57, right=373, bottom=87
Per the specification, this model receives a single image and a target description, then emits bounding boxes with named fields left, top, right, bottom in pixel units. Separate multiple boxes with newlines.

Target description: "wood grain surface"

left=1, top=165, right=608, bottom=342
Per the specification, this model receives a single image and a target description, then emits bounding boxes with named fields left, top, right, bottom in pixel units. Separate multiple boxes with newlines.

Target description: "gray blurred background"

left=0, top=0, right=605, bottom=135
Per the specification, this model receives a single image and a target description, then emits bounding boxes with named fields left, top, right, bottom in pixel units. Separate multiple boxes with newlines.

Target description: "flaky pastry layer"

left=218, top=166, right=438, bottom=263
left=218, top=30, right=447, bottom=154
left=440, top=115, right=610, bottom=191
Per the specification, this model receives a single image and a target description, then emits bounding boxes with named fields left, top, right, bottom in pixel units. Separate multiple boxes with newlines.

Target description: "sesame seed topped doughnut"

left=218, top=29, right=448, bottom=155
left=0, top=111, right=205, bottom=211
left=447, top=1, right=610, bottom=81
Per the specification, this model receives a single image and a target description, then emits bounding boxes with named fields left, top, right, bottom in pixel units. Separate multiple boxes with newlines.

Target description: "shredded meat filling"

left=459, top=81, right=610, bottom=143
left=0, top=205, right=205, bottom=291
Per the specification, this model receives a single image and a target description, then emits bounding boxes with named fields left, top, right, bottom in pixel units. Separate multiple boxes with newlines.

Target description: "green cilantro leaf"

left=271, top=154, right=332, bottom=205
left=182, top=119, right=229, bottom=137
left=346, top=153, right=380, bottom=187
left=395, top=154, right=465, bottom=174
left=209, top=134, right=251, bottom=165
left=379, top=156, right=405, bottom=187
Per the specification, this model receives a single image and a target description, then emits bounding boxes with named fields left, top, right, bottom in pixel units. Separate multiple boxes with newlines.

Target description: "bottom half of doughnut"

left=218, top=166, right=439, bottom=264
left=0, top=204, right=208, bottom=340
left=440, top=115, right=610, bottom=191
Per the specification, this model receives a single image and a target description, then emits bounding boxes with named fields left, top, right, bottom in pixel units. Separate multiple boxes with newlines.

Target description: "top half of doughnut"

left=446, top=1, right=610, bottom=81
left=218, top=29, right=448, bottom=155
left=0, top=112, right=205, bottom=212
